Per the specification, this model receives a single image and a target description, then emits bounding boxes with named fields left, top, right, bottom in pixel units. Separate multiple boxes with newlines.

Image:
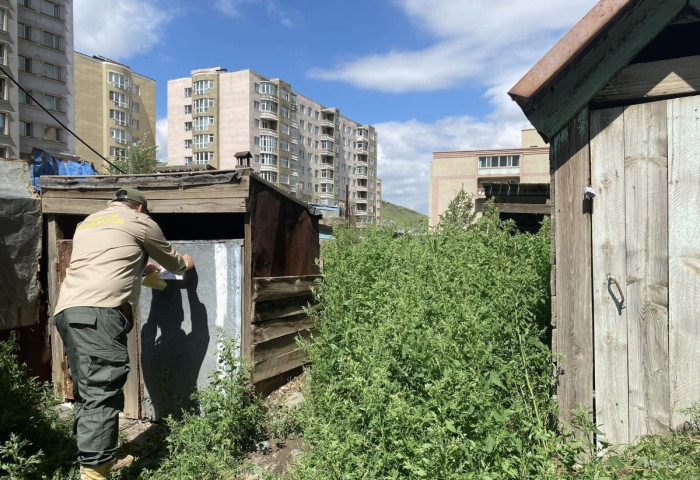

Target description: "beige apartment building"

left=429, top=129, right=550, bottom=228
left=167, top=67, right=381, bottom=223
left=74, top=52, right=155, bottom=171
left=0, top=0, right=75, bottom=159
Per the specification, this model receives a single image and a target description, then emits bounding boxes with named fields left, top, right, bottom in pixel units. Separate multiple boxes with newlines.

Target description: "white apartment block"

left=0, top=0, right=75, bottom=159
left=168, top=67, right=381, bottom=223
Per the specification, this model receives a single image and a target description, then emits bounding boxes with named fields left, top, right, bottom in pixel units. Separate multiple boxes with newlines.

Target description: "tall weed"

left=293, top=213, right=557, bottom=479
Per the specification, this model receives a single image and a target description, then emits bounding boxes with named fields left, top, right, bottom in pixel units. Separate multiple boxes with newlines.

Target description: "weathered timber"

left=252, top=348, right=307, bottom=384
left=493, top=203, right=552, bottom=214
left=624, top=100, right=670, bottom=440
left=252, top=313, right=314, bottom=345
left=590, top=106, right=629, bottom=445
left=593, top=55, right=700, bottom=105
left=551, top=108, right=594, bottom=430
left=668, top=94, right=700, bottom=429
left=254, top=297, right=318, bottom=324
left=252, top=329, right=313, bottom=364
left=47, top=217, right=66, bottom=400
left=42, top=197, right=247, bottom=215
left=252, top=276, right=319, bottom=302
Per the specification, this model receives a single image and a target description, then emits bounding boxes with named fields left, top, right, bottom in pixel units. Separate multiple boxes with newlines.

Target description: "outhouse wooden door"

left=590, top=96, right=700, bottom=445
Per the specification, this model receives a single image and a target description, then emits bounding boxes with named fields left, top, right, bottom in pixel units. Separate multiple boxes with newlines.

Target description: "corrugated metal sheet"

left=138, top=240, right=242, bottom=419
left=0, top=159, right=41, bottom=330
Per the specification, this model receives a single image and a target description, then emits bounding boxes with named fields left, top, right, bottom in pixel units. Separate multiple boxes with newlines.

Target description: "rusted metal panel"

left=250, top=177, right=321, bottom=277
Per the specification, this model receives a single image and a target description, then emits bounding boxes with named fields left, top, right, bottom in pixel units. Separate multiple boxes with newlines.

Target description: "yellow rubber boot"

left=80, top=462, right=113, bottom=480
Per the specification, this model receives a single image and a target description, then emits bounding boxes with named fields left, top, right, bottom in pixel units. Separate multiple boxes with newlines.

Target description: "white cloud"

left=310, top=0, right=597, bottom=214
left=155, top=118, right=168, bottom=163
left=74, top=0, right=171, bottom=60
left=213, top=0, right=296, bottom=27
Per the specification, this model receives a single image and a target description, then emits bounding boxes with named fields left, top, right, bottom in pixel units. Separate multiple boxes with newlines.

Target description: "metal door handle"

left=607, top=274, right=625, bottom=308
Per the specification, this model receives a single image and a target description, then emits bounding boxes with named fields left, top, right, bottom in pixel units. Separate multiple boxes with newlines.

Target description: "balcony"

left=260, top=128, right=277, bottom=137
left=260, top=92, right=277, bottom=101
left=320, top=134, right=334, bottom=142
left=321, top=119, right=334, bottom=128
left=357, top=143, right=369, bottom=153
left=259, top=145, right=278, bottom=154
left=356, top=170, right=368, bottom=179
left=477, top=167, right=520, bottom=177
left=357, top=153, right=368, bottom=163
left=260, top=110, right=278, bottom=121
left=356, top=183, right=368, bottom=191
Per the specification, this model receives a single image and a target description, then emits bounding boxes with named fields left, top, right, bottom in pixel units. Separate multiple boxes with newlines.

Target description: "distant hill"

left=380, top=201, right=428, bottom=229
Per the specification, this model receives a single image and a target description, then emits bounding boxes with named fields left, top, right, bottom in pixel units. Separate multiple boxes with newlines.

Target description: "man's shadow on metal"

left=141, top=270, right=209, bottom=419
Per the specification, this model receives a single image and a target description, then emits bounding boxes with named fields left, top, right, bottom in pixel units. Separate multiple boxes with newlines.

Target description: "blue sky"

left=74, top=0, right=597, bottom=214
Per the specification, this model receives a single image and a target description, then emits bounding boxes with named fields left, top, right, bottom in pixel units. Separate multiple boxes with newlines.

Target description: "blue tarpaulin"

left=29, top=148, right=98, bottom=192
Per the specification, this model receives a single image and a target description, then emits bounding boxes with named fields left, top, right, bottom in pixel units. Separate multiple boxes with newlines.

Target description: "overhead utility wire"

left=0, top=65, right=126, bottom=174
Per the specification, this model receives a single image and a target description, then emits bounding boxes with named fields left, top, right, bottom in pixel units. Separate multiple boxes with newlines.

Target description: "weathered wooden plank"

left=252, top=275, right=319, bottom=302
left=624, top=100, right=670, bottom=440
left=41, top=197, right=247, bottom=215
left=253, top=330, right=313, bottom=364
left=252, top=348, right=307, bottom=384
left=668, top=95, right=700, bottom=429
left=551, top=108, right=594, bottom=430
left=41, top=182, right=249, bottom=200
left=492, top=203, right=552, bottom=214
left=254, top=297, right=317, bottom=324
left=518, top=0, right=686, bottom=141
left=242, top=223, right=253, bottom=366
left=593, top=55, right=700, bottom=105
left=47, top=217, right=67, bottom=400
left=252, top=313, right=314, bottom=345
left=590, top=106, right=629, bottom=445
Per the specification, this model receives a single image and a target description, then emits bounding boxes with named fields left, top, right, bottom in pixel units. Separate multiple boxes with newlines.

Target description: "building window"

left=132, top=119, right=139, bottom=130
left=184, top=139, right=192, bottom=149
left=193, top=134, right=214, bottom=149
left=258, top=135, right=277, bottom=153
left=42, top=62, right=61, bottom=81
left=43, top=125, right=62, bottom=142
left=19, top=90, right=32, bottom=105
left=260, top=153, right=276, bottom=166
left=19, top=121, right=32, bottom=137
left=184, top=105, right=192, bottom=115
left=109, top=91, right=128, bottom=108
left=478, top=155, right=520, bottom=168
left=0, top=44, right=7, bottom=66
left=280, top=106, right=290, bottom=119
left=18, top=0, right=30, bottom=7
left=0, top=78, right=6, bottom=101
left=193, top=116, right=214, bottom=131
left=109, top=109, right=128, bottom=126
left=254, top=100, right=259, bottom=110
left=259, top=82, right=277, bottom=96
left=18, top=56, right=32, bottom=73
left=110, top=128, right=129, bottom=144
left=193, top=98, right=214, bottom=113
left=108, top=71, right=128, bottom=89
left=18, top=23, right=32, bottom=40
left=259, top=100, right=277, bottom=113
left=109, top=146, right=126, bottom=158
left=260, top=171, right=278, bottom=183
left=280, top=157, right=289, bottom=168
left=184, top=87, right=192, bottom=98
left=193, top=151, right=213, bottom=164
left=43, top=94, right=62, bottom=112
left=132, top=84, right=140, bottom=96
left=131, top=102, right=140, bottom=113
left=42, top=31, right=64, bottom=50
left=280, top=174, right=289, bottom=185
left=40, top=0, right=61, bottom=18
left=0, top=112, right=7, bottom=135
left=193, top=79, right=214, bottom=95
left=184, top=121, right=192, bottom=132
left=185, top=156, right=193, bottom=165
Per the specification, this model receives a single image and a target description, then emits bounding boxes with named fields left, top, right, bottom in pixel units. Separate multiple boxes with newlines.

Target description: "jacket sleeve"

left=142, top=219, right=187, bottom=274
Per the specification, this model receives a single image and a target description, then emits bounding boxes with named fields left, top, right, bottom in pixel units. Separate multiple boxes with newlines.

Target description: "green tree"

left=109, top=133, right=158, bottom=174
left=437, top=186, right=478, bottom=230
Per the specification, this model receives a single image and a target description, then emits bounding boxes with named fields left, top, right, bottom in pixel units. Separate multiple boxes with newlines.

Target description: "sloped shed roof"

left=509, top=0, right=700, bottom=141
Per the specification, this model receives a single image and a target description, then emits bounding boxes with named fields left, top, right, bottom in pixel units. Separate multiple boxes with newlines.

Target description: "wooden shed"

left=509, top=0, right=700, bottom=445
left=40, top=168, right=320, bottom=419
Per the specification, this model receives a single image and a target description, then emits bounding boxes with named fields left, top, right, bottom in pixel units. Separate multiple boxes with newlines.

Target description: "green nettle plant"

left=292, top=211, right=557, bottom=479
left=437, top=186, right=479, bottom=230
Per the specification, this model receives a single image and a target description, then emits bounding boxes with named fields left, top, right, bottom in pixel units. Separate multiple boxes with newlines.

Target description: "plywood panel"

left=551, top=108, right=594, bottom=429
left=624, top=100, right=670, bottom=440
left=668, top=95, right=700, bottom=428
left=590, top=106, right=629, bottom=445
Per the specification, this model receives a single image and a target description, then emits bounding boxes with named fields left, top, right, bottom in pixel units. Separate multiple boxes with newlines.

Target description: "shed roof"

left=509, top=0, right=700, bottom=141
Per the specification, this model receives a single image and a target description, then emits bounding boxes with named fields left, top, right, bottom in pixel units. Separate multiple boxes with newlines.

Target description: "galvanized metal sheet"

left=0, top=159, right=41, bottom=330
left=138, top=240, right=242, bottom=419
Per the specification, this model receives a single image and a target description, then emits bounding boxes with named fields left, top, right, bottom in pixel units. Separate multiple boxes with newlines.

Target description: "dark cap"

left=114, top=187, right=148, bottom=211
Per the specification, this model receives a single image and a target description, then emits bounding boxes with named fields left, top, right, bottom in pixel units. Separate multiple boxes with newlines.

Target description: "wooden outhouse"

left=509, top=0, right=700, bottom=445
left=40, top=169, right=320, bottom=419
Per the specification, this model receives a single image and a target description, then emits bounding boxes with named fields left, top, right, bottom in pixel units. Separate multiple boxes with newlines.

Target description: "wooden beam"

left=252, top=349, right=307, bottom=384
left=252, top=330, right=313, bottom=364
left=252, top=313, right=314, bottom=345
left=593, top=55, right=700, bottom=105
left=523, top=0, right=686, bottom=141
left=493, top=203, right=552, bottom=215
left=252, top=275, right=319, bottom=302
left=551, top=108, right=594, bottom=433
left=41, top=182, right=249, bottom=200
left=47, top=217, right=66, bottom=400
left=41, top=197, right=247, bottom=215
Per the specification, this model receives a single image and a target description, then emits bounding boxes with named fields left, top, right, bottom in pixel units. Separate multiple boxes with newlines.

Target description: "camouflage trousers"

left=54, top=307, right=130, bottom=466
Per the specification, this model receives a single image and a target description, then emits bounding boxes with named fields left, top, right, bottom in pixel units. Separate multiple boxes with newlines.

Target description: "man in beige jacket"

left=53, top=187, right=194, bottom=479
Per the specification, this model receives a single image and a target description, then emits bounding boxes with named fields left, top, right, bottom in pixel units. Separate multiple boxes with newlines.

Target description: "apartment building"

left=429, top=129, right=550, bottom=228
left=0, top=0, right=74, bottom=159
left=74, top=52, right=155, bottom=171
left=167, top=67, right=381, bottom=223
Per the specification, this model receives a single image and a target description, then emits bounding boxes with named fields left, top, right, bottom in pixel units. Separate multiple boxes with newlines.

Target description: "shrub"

left=293, top=213, right=556, bottom=479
